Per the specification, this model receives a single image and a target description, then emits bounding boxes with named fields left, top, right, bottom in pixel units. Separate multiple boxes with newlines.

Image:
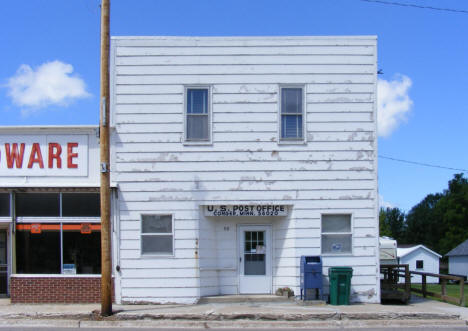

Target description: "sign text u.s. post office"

left=0, top=135, right=88, bottom=177
left=204, top=205, right=288, bottom=217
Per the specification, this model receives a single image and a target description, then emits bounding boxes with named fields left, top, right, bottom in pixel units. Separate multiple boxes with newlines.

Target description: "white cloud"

left=377, top=75, right=413, bottom=137
left=6, top=60, right=90, bottom=112
left=379, top=194, right=395, bottom=210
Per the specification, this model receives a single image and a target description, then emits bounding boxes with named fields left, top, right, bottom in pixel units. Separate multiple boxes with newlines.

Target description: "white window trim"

left=320, top=213, right=353, bottom=256
left=140, top=214, right=175, bottom=258
left=183, top=86, right=212, bottom=145
left=278, top=84, right=307, bottom=145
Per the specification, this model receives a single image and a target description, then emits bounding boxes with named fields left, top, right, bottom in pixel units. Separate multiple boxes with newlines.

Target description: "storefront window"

left=16, top=224, right=61, bottom=274
left=62, top=193, right=100, bottom=217
left=16, top=223, right=101, bottom=274
left=16, top=193, right=60, bottom=217
left=63, top=225, right=101, bottom=274
left=0, top=193, right=9, bottom=217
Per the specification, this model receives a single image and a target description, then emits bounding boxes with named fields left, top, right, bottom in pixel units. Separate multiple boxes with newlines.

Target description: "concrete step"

left=198, top=294, right=293, bottom=304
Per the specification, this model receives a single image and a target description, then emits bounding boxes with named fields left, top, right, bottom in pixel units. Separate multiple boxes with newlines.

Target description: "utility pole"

left=99, top=0, right=112, bottom=317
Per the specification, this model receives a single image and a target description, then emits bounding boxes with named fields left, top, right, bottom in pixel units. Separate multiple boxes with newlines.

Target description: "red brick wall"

left=10, top=276, right=114, bottom=303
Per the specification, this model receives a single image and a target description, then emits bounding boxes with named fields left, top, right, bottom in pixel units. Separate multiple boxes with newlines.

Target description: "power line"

left=379, top=155, right=468, bottom=172
left=360, top=0, right=468, bottom=14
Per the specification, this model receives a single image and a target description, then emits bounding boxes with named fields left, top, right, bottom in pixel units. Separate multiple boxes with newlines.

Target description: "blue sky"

left=1, top=0, right=467, bottom=212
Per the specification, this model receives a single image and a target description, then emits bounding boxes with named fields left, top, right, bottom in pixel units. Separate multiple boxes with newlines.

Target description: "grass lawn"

left=411, top=283, right=468, bottom=307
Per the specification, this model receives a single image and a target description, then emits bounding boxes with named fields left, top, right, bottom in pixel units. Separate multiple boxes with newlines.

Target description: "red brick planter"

left=10, top=275, right=114, bottom=303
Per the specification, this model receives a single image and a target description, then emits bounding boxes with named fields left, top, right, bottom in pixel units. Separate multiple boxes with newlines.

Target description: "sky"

left=0, top=0, right=467, bottom=212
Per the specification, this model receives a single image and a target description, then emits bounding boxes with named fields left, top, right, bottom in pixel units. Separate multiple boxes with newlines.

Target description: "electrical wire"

left=379, top=155, right=468, bottom=172
left=360, top=0, right=468, bottom=14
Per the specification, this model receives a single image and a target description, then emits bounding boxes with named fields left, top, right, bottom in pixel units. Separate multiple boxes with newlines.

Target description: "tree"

left=437, top=173, right=468, bottom=255
left=404, top=173, right=468, bottom=255
left=379, top=207, right=406, bottom=242
left=404, top=193, right=443, bottom=250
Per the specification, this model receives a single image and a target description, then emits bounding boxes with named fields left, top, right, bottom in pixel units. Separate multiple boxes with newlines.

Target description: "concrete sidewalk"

left=0, top=296, right=467, bottom=328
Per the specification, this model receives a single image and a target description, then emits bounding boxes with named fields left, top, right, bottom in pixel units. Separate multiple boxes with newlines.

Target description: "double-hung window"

left=321, top=214, right=352, bottom=254
left=185, top=87, right=210, bottom=142
left=280, top=86, right=305, bottom=141
left=141, top=215, right=174, bottom=255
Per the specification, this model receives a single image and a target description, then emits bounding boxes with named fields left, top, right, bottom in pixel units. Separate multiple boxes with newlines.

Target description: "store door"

left=238, top=225, right=272, bottom=294
left=0, top=230, right=7, bottom=296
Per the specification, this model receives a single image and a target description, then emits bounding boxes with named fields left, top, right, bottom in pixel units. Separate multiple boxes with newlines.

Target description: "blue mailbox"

left=300, top=256, right=323, bottom=300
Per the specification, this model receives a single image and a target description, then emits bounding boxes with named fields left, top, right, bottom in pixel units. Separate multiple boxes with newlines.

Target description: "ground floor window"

left=416, top=260, right=424, bottom=269
left=321, top=214, right=352, bottom=254
left=16, top=223, right=101, bottom=274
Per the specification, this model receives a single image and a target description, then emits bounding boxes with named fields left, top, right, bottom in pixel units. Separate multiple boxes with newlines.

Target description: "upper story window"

left=280, top=87, right=305, bottom=142
left=185, top=87, right=211, bottom=143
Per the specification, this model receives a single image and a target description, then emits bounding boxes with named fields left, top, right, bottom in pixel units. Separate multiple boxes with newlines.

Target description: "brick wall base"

left=10, top=275, right=114, bottom=303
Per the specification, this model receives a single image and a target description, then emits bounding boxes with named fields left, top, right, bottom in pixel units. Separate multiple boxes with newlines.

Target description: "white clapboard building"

left=110, top=36, right=380, bottom=304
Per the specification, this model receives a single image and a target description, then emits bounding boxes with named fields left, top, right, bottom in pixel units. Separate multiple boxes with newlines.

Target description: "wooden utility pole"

left=99, top=0, right=112, bottom=317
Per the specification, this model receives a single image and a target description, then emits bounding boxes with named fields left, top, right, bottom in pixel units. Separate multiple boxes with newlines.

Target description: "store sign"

left=0, top=135, right=88, bottom=177
left=205, top=205, right=288, bottom=217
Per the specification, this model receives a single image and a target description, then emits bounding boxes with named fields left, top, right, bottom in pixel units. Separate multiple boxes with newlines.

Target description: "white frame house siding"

left=111, top=36, right=380, bottom=304
left=446, top=239, right=468, bottom=279
left=397, top=245, right=442, bottom=283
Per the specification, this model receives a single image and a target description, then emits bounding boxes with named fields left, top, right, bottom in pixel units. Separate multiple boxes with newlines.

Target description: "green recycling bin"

left=328, top=267, right=353, bottom=305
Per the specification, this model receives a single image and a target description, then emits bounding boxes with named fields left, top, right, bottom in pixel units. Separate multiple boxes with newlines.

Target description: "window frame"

left=416, top=260, right=424, bottom=269
left=0, top=192, right=12, bottom=222
left=278, top=85, right=307, bottom=144
left=15, top=221, right=101, bottom=275
left=320, top=213, right=353, bottom=256
left=183, top=86, right=212, bottom=145
left=140, top=214, right=175, bottom=257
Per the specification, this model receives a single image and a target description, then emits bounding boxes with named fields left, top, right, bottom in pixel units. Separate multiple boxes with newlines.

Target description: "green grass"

left=411, top=283, right=468, bottom=307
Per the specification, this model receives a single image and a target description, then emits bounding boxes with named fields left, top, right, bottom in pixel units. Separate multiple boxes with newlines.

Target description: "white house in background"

left=397, top=245, right=441, bottom=283
left=110, top=35, right=380, bottom=304
left=446, top=239, right=468, bottom=280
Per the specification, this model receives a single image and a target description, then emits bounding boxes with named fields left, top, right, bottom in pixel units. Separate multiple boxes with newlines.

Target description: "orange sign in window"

left=80, top=223, right=92, bottom=234
left=16, top=223, right=101, bottom=233
left=30, top=224, right=41, bottom=234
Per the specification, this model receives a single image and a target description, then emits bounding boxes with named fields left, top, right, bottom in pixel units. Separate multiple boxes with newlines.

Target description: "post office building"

left=110, top=36, right=380, bottom=304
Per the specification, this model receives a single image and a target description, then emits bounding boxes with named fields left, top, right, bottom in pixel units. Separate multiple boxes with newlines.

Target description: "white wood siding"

left=111, top=36, right=379, bottom=304
left=399, top=249, right=440, bottom=283
left=448, top=256, right=468, bottom=279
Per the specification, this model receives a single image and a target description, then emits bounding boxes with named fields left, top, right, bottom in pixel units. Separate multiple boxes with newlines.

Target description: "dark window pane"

left=187, top=89, right=208, bottom=114
left=244, top=254, right=266, bottom=275
left=281, top=88, right=302, bottom=114
left=187, top=115, right=208, bottom=140
left=416, top=260, right=424, bottom=269
left=142, top=235, right=173, bottom=254
left=142, top=215, right=172, bottom=233
left=281, top=115, right=302, bottom=139
left=16, top=226, right=60, bottom=273
left=62, top=193, right=100, bottom=217
left=63, top=230, right=101, bottom=274
left=0, top=194, right=9, bottom=217
left=16, top=193, right=60, bottom=217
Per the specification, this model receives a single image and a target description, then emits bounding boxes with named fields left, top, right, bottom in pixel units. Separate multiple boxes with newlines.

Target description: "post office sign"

left=204, top=205, right=288, bottom=217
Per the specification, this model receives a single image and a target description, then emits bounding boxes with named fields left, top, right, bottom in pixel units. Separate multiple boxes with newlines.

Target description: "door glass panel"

left=0, top=232, right=6, bottom=265
left=244, top=231, right=266, bottom=276
left=0, top=231, right=7, bottom=295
